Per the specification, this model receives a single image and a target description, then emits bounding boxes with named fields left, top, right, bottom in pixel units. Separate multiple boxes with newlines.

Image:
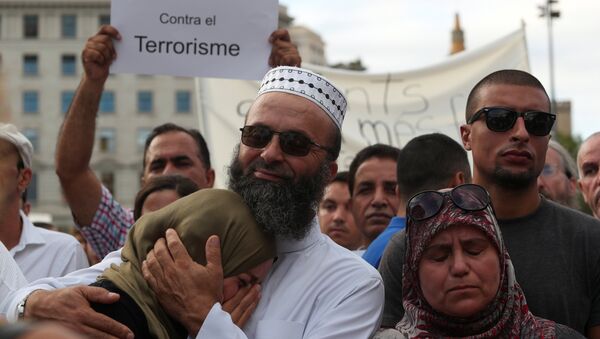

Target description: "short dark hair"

left=331, top=171, right=349, bottom=185
left=348, top=144, right=401, bottom=196
left=143, top=123, right=211, bottom=170
left=133, top=174, right=199, bottom=220
left=397, top=133, right=471, bottom=200
left=465, top=69, right=551, bottom=120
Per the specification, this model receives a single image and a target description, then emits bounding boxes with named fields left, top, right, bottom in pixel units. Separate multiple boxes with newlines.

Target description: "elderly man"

left=348, top=144, right=401, bottom=247
left=0, top=124, right=88, bottom=282
left=537, top=139, right=579, bottom=208
left=318, top=171, right=365, bottom=250
left=379, top=70, right=600, bottom=337
left=4, top=67, right=383, bottom=339
left=56, top=25, right=301, bottom=259
left=577, top=132, right=600, bottom=219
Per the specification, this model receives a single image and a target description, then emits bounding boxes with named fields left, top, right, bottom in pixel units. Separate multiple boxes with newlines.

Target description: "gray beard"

left=227, top=147, right=332, bottom=240
left=492, top=166, right=537, bottom=190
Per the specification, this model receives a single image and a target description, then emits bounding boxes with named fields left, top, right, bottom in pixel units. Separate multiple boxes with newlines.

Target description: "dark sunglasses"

left=240, top=125, right=330, bottom=157
left=407, top=184, right=491, bottom=221
left=467, top=107, right=556, bottom=136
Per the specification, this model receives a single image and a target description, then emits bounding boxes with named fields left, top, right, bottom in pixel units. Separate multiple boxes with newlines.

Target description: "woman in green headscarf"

left=90, top=188, right=276, bottom=339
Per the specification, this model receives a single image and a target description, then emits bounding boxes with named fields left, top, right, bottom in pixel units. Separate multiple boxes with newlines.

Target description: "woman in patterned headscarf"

left=375, top=184, right=583, bottom=339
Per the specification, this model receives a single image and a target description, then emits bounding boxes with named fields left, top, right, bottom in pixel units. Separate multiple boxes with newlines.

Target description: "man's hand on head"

left=25, top=286, right=133, bottom=339
left=268, top=29, right=302, bottom=67
left=142, top=230, right=224, bottom=337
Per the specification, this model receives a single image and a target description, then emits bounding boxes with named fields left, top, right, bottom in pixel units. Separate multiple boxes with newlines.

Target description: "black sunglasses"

left=407, top=184, right=491, bottom=221
left=240, top=125, right=330, bottom=157
left=467, top=107, right=556, bottom=136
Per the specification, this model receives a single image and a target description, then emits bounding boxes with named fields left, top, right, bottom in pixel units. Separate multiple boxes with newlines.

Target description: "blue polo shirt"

left=362, top=216, right=406, bottom=268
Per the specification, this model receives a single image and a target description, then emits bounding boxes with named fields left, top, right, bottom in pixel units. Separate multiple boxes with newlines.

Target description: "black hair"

left=348, top=144, right=401, bottom=196
left=143, top=123, right=211, bottom=170
left=133, top=174, right=199, bottom=220
left=397, top=133, right=471, bottom=200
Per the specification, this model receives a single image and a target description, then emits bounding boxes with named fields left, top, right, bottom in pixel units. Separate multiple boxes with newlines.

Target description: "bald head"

left=577, top=132, right=600, bottom=218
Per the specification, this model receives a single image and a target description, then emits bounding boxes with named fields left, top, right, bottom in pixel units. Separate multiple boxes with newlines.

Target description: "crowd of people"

left=1, top=25, right=599, bottom=339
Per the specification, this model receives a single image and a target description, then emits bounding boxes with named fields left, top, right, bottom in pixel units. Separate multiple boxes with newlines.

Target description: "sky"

left=279, top=0, right=599, bottom=140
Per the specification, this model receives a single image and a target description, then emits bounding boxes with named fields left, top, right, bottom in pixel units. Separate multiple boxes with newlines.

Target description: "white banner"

left=110, top=0, right=277, bottom=80
left=198, top=28, right=529, bottom=187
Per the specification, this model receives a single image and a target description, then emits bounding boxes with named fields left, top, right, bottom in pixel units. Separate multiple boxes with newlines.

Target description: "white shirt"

left=198, top=222, right=384, bottom=339
left=9, top=211, right=89, bottom=282
left=2, top=222, right=384, bottom=338
left=0, top=241, right=27, bottom=307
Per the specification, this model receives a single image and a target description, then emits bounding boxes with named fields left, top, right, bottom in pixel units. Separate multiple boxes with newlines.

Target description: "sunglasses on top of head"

left=406, top=184, right=492, bottom=221
left=467, top=107, right=556, bottom=136
left=239, top=125, right=331, bottom=157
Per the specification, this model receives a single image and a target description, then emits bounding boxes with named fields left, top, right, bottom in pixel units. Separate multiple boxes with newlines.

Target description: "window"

left=22, top=128, right=39, bottom=152
left=23, top=54, right=38, bottom=76
left=61, top=15, right=76, bottom=38
left=23, top=91, right=38, bottom=114
left=61, top=91, right=75, bottom=114
left=99, top=91, right=115, bottom=113
left=99, top=128, right=116, bottom=153
left=176, top=90, right=191, bottom=113
left=137, top=91, right=153, bottom=113
left=137, top=128, right=152, bottom=152
left=23, top=15, right=38, bottom=38
left=100, top=172, right=115, bottom=194
left=99, top=14, right=110, bottom=27
left=61, top=54, right=76, bottom=76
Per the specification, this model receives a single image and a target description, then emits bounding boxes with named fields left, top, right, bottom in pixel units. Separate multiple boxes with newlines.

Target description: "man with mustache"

left=380, top=69, right=600, bottom=338
left=348, top=144, right=401, bottom=251
left=3, top=67, right=384, bottom=339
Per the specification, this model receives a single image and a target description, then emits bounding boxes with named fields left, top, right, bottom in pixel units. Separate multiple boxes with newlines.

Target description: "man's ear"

left=205, top=168, right=216, bottom=188
left=18, top=168, right=32, bottom=193
left=449, top=171, right=466, bottom=187
left=460, top=124, right=472, bottom=151
left=328, top=162, right=338, bottom=182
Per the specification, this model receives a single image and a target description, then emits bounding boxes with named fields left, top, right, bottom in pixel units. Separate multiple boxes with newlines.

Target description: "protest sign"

left=110, top=0, right=277, bottom=80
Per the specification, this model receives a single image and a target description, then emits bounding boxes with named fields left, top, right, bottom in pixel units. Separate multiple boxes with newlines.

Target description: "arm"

left=55, top=25, right=123, bottom=248
left=1, top=249, right=122, bottom=321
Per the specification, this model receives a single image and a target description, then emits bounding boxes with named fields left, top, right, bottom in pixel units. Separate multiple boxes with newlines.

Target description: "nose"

left=449, top=251, right=469, bottom=277
left=260, top=135, right=285, bottom=164
left=163, top=162, right=178, bottom=175
left=332, top=206, right=346, bottom=223
left=510, top=117, right=530, bottom=142
left=371, top=187, right=388, bottom=209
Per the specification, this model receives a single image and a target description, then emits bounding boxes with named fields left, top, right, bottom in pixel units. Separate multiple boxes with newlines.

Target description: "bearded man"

left=2, top=67, right=384, bottom=339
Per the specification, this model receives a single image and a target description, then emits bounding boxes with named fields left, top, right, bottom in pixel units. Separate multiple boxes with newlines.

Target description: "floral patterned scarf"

left=396, top=191, right=556, bottom=338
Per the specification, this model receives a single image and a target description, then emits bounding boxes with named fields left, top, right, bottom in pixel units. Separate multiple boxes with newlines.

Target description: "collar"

left=275, top=218, right=322, bottom=254
left=10, top=210, right=46, bottom=255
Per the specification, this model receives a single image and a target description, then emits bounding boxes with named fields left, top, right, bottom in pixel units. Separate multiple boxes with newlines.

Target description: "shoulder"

left=35, top=227, right=81, bottom=248
left=554, top=323, right=586, bottom=339
left=319, top=236, right=381, bottom=280
left=543, top=199, right=600, bottom=235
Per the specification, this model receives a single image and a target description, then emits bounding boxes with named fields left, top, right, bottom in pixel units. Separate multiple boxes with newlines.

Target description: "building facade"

left=0, top=0, right=199, bottom=227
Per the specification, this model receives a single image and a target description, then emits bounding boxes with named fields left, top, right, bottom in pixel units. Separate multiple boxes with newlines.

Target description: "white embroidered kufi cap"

left=257, top=66, right=347, bottom=129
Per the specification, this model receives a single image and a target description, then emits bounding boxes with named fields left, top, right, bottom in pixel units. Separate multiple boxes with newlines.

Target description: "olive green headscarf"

left=101, top=189, right=276, bottom=339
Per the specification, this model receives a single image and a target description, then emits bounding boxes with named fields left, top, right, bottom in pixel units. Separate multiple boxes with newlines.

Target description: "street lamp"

left=539, top=0, right=560, bottom=116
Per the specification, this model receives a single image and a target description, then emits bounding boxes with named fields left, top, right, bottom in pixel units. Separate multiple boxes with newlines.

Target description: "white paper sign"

left=110, top=0, right=277, bottom=80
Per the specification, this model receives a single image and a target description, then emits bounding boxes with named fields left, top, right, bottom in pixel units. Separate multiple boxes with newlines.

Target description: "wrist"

left=17, top=289, right=42, bottom=320
left=185, top=302, right=217, bottom=337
